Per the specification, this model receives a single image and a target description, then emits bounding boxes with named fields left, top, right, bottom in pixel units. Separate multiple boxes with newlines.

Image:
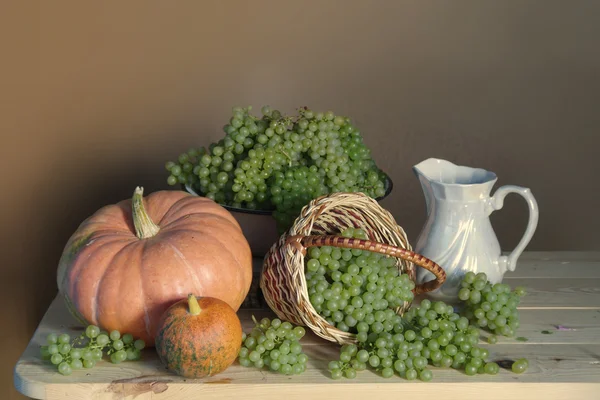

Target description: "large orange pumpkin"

left=56, top=187, right=253, bottom=345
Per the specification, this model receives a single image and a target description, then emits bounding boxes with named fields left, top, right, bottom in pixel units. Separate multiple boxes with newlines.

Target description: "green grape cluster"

left=306, top=227, right=415, bottom=336
left=40, top=325, right=146, bottom=376
left=270, top=165, right=328, bottom=231
left=238, top=316, right=309, bottom=375
left=328, top=298, right=501, bottom=381
left=165, top=105, right=388, bottom=233
left=458, top=271, right=526, bottom=337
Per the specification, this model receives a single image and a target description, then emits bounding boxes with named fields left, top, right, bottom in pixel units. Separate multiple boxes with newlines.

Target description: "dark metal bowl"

left=183, top=172, right=394, bottom=215
left=183, top=173, right=394, bottom=257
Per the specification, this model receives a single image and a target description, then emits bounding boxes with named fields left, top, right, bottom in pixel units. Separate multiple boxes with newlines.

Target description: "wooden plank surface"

left=17, top=344, right=600, bottom=400
left=508, top=278, right=600, bottom=309
left=516, top=251, right=600, bottom=262
left=14, top=253, right=600, bottom=400
left=505, top=260, right=600, bottom=279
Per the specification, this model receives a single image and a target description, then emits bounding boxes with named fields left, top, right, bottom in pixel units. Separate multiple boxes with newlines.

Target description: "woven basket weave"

left=260, top=192, right=446, bottom=345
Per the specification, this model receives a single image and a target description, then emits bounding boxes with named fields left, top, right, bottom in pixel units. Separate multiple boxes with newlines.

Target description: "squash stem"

left=132, top=187, right=160, bottom=239
left=188, top=294, right=202, bottom=315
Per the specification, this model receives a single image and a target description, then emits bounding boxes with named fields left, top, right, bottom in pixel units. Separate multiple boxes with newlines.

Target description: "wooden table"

left=13, top=252, right=600, bottom=399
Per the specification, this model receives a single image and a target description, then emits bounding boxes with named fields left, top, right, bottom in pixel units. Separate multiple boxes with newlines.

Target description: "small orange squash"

left=56, top=187, right=252, bottom=345
left=155, top=294, right=243, bottom=378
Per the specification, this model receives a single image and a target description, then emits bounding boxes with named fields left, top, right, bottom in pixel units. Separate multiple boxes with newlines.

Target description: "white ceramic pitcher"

left=413, top=158, right=539, bottom=302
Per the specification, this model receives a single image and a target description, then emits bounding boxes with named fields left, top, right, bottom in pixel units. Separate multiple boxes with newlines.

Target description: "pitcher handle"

left=489, top=185, right=539, bottom=272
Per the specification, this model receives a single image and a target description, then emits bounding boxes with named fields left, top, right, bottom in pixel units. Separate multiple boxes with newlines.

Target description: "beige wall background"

left=2, top=1, right=599, bottom=398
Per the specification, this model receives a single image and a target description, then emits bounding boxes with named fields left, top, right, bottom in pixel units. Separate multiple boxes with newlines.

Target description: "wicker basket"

left=260, top=192, right=446, bottom=345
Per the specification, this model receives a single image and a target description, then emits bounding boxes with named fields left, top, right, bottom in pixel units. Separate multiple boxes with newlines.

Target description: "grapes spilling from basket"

left=164, top=105, right=389, bottom=233
left=238, top=316, right=309, bottom=375
left=39, top=325, right=146, bottom=376
left=458, top=271, right=527, bottom=337
left=304, top=228, right=527, bottom=380
left=306, top=227, right=415, bottom=337
left=240, top=224, right=529, bottom=380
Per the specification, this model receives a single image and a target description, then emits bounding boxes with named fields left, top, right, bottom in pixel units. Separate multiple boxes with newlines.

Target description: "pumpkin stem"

left=187, top=293, right=202, bottom=315
left=132, top=187, right=160, bottom=239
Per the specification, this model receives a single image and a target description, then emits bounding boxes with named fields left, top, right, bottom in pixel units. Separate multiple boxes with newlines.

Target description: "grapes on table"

left=301, top=227, right=528, bottom=380
left=237, top=316, right=308, bottom=375
left=458, top=271, right=526, bottom=338
left=165, top=105, right=388, bottom=233
left=39, top=325, right=146, bottom=376
left=326, top=292, right=503, bottom=381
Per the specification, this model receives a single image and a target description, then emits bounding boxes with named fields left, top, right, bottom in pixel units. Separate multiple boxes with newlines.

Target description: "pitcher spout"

left=413, top=159, right=437, bottom=213
left=413, top=157, right=442, bottom=182
left=413, top=158, right=498, bottom=201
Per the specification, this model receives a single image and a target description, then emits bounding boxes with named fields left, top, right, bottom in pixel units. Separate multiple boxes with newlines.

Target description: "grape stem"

left=188, top=294, right=202, bottom=315
left=278, top=145, right=293, bottom=167
left=400, top=317, right=420, bottom=333
left=132, top=187, right=160, bottom=239
left=251, top=315, right=268, bottom=335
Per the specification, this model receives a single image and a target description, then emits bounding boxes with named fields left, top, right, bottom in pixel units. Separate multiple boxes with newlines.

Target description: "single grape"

left=458, top=288, right=471, bottom=301
left=345, top=368, right=358, bottom=379
left=122, top=334, right=134, bottom=344
left=109, top=330, right=121, bottom=341
left=50, top=354, right=63, bottom=365
left=92, top=349, right=103, bottom=360
left=514, top=287, right=527, bottom=296
left=512, top=358, right=529, bottom=374
left=47, top=344, right=59, bottom=355
left=58, top=362, right=72, bottom=376
left=70, top=359, right=83, bottom=370
left=413, top=356, right=427, bottom=370
left=484, top=362, right=500, bottom=374
left=86, top=325, right=100, bottom=339
left=58, top=344, right=71, bottom=355
left=238, top=357, right=251, bottom=367
left=58, top=334, right=71, bottom=345
left=270, top=360, right=281, bottom=371
left=292, top=326, right=306, bottom=338
left=380, top=367, right=393, bottom=378
left=356, top=349, right=369, bottom=363
left=419, top=368, right=433, bottom=381
left=69, top=348, right=82, bottom=360
left=134, top=339, right=146, bottom=350
left=112, top=339, right=124, bottom=351
left=40, top=346, right=51, bottom=360
left=368, top=355, right=380, bottom=367
left=96, top=334, right=110, bottom=347
left=405, top=368, right=418, bottom=380
left=281, top=364, right=293, bottom=375
left=115, top=350, right=127, bottom=363
left=330, top=368, right=343, bottom=379
left=465, top=363, right=478, bottom=376
left=249, top=351, right=261, bottom=363
left=46, top=333, right=58, bottom=345
left=81, top=350, right=93, bottom=361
